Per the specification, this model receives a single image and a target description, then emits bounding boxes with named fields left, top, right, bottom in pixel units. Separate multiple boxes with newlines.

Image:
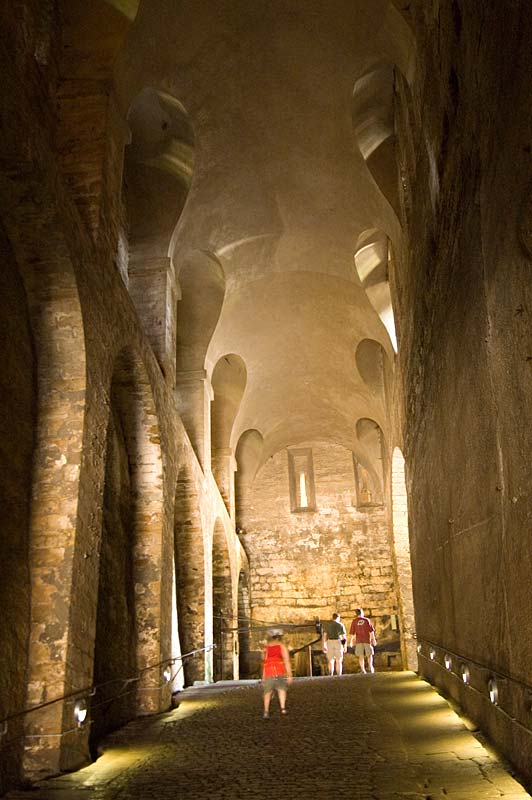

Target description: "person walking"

left=322, top=612, right=347, bottom=676
left=261, top=629, right=292, bottom=718
left=349, top=608, right=377, bottom=674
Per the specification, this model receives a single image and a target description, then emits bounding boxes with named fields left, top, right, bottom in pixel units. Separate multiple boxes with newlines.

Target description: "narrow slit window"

left=288, top=448, right=316, bottom=512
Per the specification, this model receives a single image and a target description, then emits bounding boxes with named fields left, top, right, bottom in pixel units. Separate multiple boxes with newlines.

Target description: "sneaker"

left=263, top=712, right=269, bottom=719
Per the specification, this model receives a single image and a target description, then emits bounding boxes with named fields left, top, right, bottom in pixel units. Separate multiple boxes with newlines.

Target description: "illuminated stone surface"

left=5, top=674, right=528, bottom=800
left=1, top=0, right=532, bottom=794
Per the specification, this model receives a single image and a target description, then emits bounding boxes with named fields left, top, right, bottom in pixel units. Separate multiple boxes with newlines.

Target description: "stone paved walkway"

left=6, top=673, right=530, bottom=800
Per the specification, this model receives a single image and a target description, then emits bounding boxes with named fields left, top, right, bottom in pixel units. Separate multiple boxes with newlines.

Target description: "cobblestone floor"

left=6, top=673, right=530, bottom=800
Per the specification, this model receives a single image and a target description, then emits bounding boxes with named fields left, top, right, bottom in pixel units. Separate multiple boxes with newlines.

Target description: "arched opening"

left=91, top=348, right=164, bottom=753
left=355, top=337, right=390, bottom=407
left=355, top=418, right=386, bottom=507
left=352, top=65, right=400, bottom=217
left=235, top=429, right=264, bottom=533
left=354, top=230, right=397, bottom=352
left=237, top=557, right=251, bottom=679
left=0, top=187, right=88, bottom=779
left=212, top=520, right=234, bottom=682
left=211, top=354, right=247, bottom=514
left=174, top=465, right=205, bottom=686
left=391, top=447, right=417, bottom=670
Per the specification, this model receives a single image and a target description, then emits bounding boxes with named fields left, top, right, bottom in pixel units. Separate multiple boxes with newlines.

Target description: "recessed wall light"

left=488, top=678, right=499, bottom=705
left=74, top=698, right=88, bottom=726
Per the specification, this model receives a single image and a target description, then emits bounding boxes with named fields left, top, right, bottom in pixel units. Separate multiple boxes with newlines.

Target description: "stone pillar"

left=211, top=448, right=237, bottom=521
left=175, top=370, right=213, bottom=472
left=129, top=258, right=179, bottom=387
left=56, top=80, right=128, bottom=249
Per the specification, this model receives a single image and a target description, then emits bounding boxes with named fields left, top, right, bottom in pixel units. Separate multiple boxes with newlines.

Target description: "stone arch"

left=391, top=447, right=417, bottom=669
left=211, top=354, right=247, bottom=515
left=176, top=251, right=225, bottom=373
left=354, top=230, right=397, bottom=351
left=174, top=464, right=205, bottom=686
left=355, top=338, right=390, bottom=398
left=0, top=183, right=88, bottom=780
left=211, top=520, right=234, bottom=682
left=125, top=88, right=195, bottom=382
left=91, top=347, right=164, bottom=750
left=176, top=251, right=226, bottom=468
left=354, top=418, right=386, bottom=507
left=235, top=429, right=265, bottom=532
left=352, top=65, right=400, bottom=217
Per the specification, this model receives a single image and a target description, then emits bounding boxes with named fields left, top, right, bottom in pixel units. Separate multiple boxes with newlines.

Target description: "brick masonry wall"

left=239, top=442, right=402, bottom=673
left=0, top=2, right=244, bottom=789
left=0, top=227, right=35, bottom=791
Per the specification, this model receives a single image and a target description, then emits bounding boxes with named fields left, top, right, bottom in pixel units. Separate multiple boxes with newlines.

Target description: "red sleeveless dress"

left=262, top=643, right=286, bottom=678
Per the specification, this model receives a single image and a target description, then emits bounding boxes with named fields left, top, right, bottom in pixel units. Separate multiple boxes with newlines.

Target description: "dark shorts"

left=262, top=675, right=288, bottom=693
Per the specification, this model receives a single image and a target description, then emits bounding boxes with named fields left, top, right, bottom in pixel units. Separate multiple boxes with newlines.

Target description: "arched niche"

left=354, top=230, right=397, bottom=352
left=91, top=347, right=164, bottom=751
left=352, top=65, right=400, bottom=217
left=391, top=447, right=417, bottom=669
left=176, top=250, right=225, bottom=374
left=212, top=520, right=234, bottom=682
left=211, top=354, right=247, bottom=513
left=354, top=418, right=386, bottom=507
left=174, top=464, right=205, bottom=686
left=356, top=338, right=389, bottom=398
left=235, top=429, right=264, bottom=530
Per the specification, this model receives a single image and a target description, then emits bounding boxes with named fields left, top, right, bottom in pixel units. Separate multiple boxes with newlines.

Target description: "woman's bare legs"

left=278, top=687, right=287, bottom=712
left=263, top=690, right=272, bottom=716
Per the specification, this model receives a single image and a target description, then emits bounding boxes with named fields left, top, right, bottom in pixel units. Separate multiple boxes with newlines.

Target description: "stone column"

left=211, top=448, right=237, bottom=521
left=129, top=257, right=179, bottom=387
left=175, top=370, right=213, bottom=472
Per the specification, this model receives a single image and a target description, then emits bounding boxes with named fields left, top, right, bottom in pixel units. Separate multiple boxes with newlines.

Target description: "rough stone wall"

left=239, top=442, right=402, bottom=672
left=395, top=0, right=532, bottom=783
left=0, top=227, right=35, bottom=792
left=0, top=1, right=243, bottom=790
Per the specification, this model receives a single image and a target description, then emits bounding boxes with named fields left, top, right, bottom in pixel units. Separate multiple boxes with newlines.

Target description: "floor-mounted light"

left=488, top=677, right=499, bottom=705
left=460, top=664, right=470, bottom=684
left=429, top=647, right=436, bottom=661
left=74, top=698, right=89, bottom=726
left=444, top=653, right=452, bottom=671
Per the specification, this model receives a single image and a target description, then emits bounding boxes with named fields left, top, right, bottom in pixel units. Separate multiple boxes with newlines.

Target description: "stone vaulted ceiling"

left=114, top=0, right=415, bottom=465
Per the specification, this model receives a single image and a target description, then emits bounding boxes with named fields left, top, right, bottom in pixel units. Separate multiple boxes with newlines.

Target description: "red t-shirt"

left=262, top=643, right=286, bottom=678
left=349, top=616, right=374, bottom=644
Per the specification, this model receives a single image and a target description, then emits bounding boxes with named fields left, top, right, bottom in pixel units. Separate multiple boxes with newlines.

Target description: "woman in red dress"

left=261, top=629, right=292, bottom=718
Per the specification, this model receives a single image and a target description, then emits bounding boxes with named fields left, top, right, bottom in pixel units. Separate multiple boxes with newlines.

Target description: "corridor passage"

left=6, top=673, right=528, bottom=800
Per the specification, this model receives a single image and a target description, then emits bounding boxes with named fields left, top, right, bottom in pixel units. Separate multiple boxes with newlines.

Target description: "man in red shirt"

left=349, top=608, right=377, bottom=674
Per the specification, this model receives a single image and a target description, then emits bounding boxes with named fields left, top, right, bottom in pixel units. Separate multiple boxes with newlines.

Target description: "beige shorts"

left=355, top=643, right=374, bottom=657
left=326, top=640, right=344, bottom=661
